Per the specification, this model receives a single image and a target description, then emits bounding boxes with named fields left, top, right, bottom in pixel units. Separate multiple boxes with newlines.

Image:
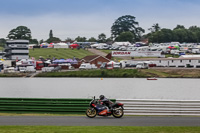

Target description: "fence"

left=0, top=98, right=92, bottom=114
left=117, top=99, right=200, bottom=116
left=1, top=98, right=200, bottom=115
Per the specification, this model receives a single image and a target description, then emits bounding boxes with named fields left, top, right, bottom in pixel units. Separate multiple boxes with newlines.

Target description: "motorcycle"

left=86, top=96, right=124, bottom=118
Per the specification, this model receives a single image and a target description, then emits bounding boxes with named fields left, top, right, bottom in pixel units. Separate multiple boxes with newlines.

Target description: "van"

left=136, top=62, right=149, bottom=69
left=106, top=61, right=122, bottom=69
left=79, top=63, right=97, bottom=70
left=26, top=66, right=36, bottom=73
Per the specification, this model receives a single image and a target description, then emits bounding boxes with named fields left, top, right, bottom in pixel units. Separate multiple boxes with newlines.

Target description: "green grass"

left=2, top=69, right=200, bottom=78
left=0, top=47, right=3, bottom=51
left=0, top=73, right=26, bottom=77
left=35, top=68, right=200, bottom=78
left=0, top=126, right=199, bottom=133
left=36, top=69, right=141, bottom=77
left=29, top=48, right=94, bottom=59
left=100, top=49, right=112, bottom=54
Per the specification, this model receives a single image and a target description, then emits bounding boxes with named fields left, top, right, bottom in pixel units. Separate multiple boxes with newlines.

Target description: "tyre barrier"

left=0, top=98, right=116, bottom=114
left=117, top=99, right=200, bottom=116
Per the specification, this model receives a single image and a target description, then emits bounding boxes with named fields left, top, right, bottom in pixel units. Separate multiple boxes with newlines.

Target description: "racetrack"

left=0, top=116, right=200, bottom=126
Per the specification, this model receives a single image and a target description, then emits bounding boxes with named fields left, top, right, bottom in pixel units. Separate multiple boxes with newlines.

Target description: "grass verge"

left=35, top=69, right=141, bottom=77
left=35, top=68, right=200, bottom=78
left=0, top=73, right=26, bottom=77
left=2, top=68, right=200, bottom=78
left=0, top=126, right=200, bottom=133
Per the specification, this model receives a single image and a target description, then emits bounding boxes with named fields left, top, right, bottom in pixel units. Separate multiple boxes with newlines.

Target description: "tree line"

left=146, top=24, right=200, bottom=43
left=1, top=15, right=200, bottom=47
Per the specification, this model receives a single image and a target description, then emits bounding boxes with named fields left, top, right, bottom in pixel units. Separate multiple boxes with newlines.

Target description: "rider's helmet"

left=99, top=95, right=105, bottom=100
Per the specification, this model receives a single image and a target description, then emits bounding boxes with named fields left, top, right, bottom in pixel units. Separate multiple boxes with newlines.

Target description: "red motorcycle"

left=86, top=96, right=124, bottom=118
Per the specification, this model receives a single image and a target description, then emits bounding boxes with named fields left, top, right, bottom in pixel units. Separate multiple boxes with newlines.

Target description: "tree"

left=88, top=37, right=97, bottom=42
left=187, top=26, right=200, bottom=43
left=46, top=37, right=61, bottom=43
left=75, top=36, right=87, bottom=42
left=98, top=33, right=106, bottom=43
left=49, top=30, right=53, bottom=38
left=111, top=15, right=144, bottom=42
left=148, top=28, right=173, bottom=43
left=46, top=29, right=61, bottom=43
left=7, top=26, right=31, bottom=40
left=65, top=37, right=73, bottom=43
left=29, top=39, right=39, bottom=44
left=115, top=31, right=134, bottom=42
left=173, top=25, right=185, bottom=30
left=39, top=39, right=44, bottom=44
left=106, top=37, right=113, bottom=43
left=0, top=38, right=6, bottom=47
left=148, top=23, right=161, bottom=32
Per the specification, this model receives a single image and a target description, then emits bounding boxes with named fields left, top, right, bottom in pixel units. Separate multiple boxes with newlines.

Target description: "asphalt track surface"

left=0, top=116, right=200, bottom=126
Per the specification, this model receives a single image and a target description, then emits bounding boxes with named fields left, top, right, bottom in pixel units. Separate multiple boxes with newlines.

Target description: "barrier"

left=1, top=98, right=199, bottom=115
left=0, top=98, right=92, bottom=114
left=0, top=98, right=116, bottom=114
left=117, top=99, right=200, bottom=116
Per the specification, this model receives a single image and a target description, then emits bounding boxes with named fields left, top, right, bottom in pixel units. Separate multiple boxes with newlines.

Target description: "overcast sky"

left=0, top=0, right=200, bottom=41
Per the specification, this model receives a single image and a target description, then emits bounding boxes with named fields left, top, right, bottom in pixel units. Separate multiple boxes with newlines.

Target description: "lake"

left=0, top=78, right=199, bottom=100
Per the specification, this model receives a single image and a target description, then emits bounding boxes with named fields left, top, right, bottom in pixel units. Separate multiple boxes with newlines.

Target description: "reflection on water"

left=0, top=78, right=200, bottom=100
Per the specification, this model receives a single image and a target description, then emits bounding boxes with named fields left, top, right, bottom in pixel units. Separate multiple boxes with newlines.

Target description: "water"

left=0, top=78, right=199, bottom=100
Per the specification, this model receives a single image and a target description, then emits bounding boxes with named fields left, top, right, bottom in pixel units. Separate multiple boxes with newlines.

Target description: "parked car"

left=118, top=46, right=127, bottom=51
left=110, top=46, right=120, bottom=50
left=100, top=62, right=107, bottom=69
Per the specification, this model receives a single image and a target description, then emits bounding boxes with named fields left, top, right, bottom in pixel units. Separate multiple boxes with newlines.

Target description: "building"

left=123, top=57, right=200, bottom=68
left=4, top=40, right=29, bottom=60
left=0, top=51, right=5, bottom=59
left=80, top=55, right=110, bottom=68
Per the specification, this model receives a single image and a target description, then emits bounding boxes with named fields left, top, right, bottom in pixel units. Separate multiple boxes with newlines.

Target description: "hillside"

left=29, top=48, right=94, bottom=59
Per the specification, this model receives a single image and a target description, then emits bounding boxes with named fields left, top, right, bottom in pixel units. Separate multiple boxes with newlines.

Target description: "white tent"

left=53, top=43, right=69, bottom=48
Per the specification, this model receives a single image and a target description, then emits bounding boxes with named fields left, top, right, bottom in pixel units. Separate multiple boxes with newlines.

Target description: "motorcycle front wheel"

left=112, top=107, right=124, bottom=118
left=86, top=107, right=97, bottom=118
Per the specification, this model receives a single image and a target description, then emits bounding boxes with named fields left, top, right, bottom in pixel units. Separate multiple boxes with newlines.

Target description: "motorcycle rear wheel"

left=86, top=107, right=97, bottom=118
left=112, top=107, right=124, bottom=118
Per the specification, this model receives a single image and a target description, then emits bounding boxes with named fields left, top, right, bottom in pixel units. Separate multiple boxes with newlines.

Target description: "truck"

left=35, top=61, right=44, bottom=70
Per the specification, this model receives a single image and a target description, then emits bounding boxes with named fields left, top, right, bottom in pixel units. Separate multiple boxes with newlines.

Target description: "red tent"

left=70, top=44, right=79, bottom=48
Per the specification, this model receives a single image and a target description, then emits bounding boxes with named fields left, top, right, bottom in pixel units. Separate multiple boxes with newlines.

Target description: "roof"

left=132, top=57, right=200, bottom=61
left=6, top=40, right=29, bottom=43
left=180, top=55, right=200, bottom=58
left=81, top=55, right=110, bottom=62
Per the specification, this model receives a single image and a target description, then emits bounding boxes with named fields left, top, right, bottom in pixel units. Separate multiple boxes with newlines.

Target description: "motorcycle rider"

left=99, top=95, right=113, bottom=112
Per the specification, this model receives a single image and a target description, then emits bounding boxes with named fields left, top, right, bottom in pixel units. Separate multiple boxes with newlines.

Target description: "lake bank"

left=1, top=68, right=200, bottom=78
left=29, top=68, right=200, bottom=78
